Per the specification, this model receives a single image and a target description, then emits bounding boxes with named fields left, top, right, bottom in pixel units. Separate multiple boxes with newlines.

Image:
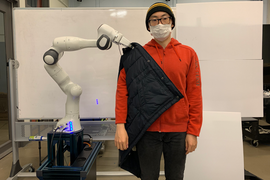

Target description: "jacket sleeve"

left=115, top=68, right=128, bottom=124
left=186, top=51, right=203, bottom=136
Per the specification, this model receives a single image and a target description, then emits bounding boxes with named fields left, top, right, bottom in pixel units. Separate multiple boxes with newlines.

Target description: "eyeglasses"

left=148, top=17, right=172, bottom=26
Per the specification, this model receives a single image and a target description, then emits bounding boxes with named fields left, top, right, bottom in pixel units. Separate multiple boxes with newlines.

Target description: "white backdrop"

left=176, top=1, right=263, bottom=60
left=200, top=60, right=263, bottom=117
left=14, top=1, right=263, bottom=119
left=177, top=2, right=263, bottom=117
left=13, top=8, right=153, bottom=119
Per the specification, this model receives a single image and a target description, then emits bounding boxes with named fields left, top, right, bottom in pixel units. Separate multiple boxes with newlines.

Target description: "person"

left=114, top=2, right=202, bottom=180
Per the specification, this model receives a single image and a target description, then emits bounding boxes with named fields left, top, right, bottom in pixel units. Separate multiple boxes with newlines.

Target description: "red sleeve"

left=115, top=68, right=128, bottom=124
left=186, top=51, right=203, bottom=136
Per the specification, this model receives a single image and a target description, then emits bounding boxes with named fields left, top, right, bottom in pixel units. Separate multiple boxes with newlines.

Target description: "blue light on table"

left=69, top=121, right=73, bottom=131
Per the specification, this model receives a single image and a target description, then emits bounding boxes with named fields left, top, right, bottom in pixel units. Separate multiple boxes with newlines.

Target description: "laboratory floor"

left=0, top=120, right=9, bottom=146
left=0, top=124, right=270, bottom=180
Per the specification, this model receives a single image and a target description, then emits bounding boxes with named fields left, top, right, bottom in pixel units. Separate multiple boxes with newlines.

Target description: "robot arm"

left=43, top=24, right=131, bottom=65
left=97, top=24, right=132, bottom=50
left=43, top=37, right=97, bottom=65
left=43, top=24, right=131, bottom=132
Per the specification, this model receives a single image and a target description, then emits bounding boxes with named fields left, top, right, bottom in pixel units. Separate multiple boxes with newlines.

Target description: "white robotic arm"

left=44, top=24, right=131, bottom=65
left=96, top=24, right=131, bottom=50
left=43, top=24, right=131, bottom=132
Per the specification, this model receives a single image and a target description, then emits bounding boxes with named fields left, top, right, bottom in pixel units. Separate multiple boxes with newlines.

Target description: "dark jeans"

left=136, top=132, right=187, bottom=180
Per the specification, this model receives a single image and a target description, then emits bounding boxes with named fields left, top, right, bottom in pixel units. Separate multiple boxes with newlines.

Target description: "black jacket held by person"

left=117, top=43, right=183, bottom=177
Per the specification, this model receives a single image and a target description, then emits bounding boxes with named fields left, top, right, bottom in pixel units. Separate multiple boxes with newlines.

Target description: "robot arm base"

left=56, top=114, right=81, bottom=132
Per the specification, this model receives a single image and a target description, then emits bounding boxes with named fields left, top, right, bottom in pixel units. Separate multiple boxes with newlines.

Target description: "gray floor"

left=0, top=121, right=9, bottom=145
left=0, top=122, right=270, bottom=180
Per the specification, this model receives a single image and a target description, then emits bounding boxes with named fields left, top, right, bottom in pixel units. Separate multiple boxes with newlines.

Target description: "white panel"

left=185, top=111, right=244, bottom=180
left=13, top=8, right=152, bottom=119
left=200, top=60, right=263, bottom=117
left=176, top=1, right=263, bottom=60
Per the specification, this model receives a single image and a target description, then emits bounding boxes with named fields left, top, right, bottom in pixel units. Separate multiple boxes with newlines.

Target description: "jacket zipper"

left=162, top=50, right=165, bottom=70
left=160, top=50, right=166, bottom=132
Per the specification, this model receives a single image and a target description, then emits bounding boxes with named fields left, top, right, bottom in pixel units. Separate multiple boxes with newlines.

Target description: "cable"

left=56, top=128, right=65, bottom=166
left=83, top=133, right=92, bottom=139
left=83, top=142, right=91, bottom=148
left=49, top=127, right=59, bottom=166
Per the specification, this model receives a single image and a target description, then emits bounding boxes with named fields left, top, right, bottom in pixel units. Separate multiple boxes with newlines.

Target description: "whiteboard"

left=13, top=8, right=156, bottom=119
left=185, top=111, right=244, bottom=180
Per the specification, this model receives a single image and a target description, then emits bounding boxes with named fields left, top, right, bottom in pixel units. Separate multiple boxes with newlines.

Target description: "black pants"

left=136, top=132, right=187, bottom=180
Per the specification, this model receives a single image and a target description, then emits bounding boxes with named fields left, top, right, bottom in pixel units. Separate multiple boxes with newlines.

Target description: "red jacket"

left=115, top=38, right=202, bottom=136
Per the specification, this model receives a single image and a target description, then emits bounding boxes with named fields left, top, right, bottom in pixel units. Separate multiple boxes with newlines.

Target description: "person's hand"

left=185, top=134, right=197, bottom=155
left=114, top=124, right=129, bottom=150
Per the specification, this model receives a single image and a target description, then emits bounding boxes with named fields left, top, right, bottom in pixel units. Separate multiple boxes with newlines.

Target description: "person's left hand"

left=185, top=134, right=197, bottom=155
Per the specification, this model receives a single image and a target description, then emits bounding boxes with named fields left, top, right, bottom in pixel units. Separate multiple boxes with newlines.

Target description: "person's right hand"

left=114, top=123, right=129, bottom=150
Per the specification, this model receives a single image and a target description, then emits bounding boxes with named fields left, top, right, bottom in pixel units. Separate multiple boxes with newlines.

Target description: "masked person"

left=115, top=2, right=203, bottom=180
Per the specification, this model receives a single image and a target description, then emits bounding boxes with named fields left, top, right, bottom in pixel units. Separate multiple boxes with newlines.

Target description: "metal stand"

left=7, top=59, right=25, bottom=179
left=7, top=59, right=36, bottom=180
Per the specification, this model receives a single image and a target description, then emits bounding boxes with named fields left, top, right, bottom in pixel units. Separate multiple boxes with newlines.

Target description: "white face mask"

left=150, top=24, right=172, bottom=42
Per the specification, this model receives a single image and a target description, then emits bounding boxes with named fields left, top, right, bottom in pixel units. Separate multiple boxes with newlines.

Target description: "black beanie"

left=145, top=2, right=175, bottom=32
